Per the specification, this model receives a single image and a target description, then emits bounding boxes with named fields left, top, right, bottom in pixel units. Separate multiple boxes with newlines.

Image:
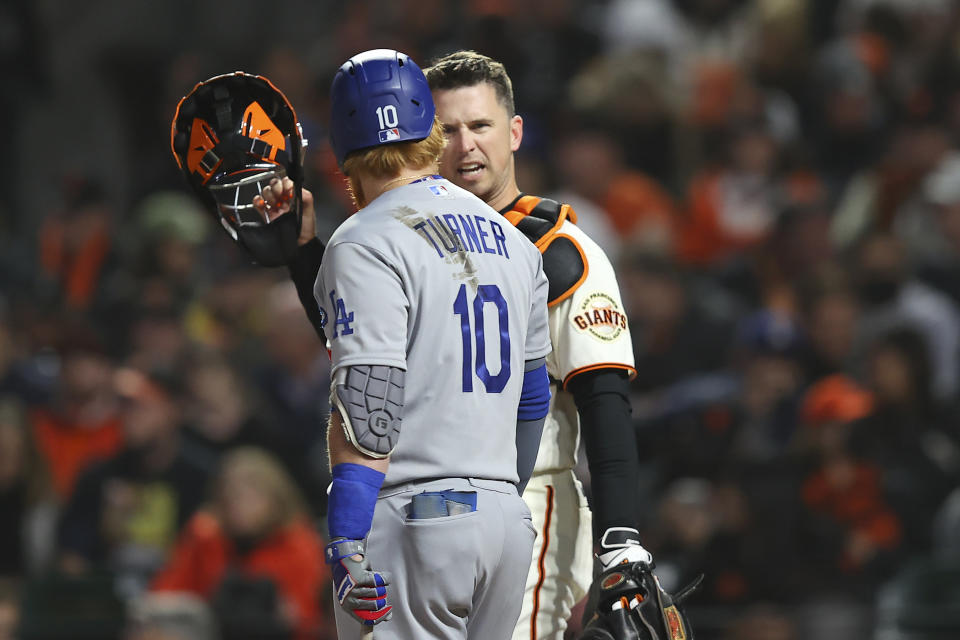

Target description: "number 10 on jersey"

left=453, top=284, right=511, bottom=393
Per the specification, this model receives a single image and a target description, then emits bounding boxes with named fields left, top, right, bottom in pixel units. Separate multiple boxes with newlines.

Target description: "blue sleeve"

left=518, top=361, right=550, bottom=421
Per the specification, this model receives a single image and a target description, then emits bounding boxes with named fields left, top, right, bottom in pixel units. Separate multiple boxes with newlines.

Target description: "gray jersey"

left=316, top=176, right=550, bottom=487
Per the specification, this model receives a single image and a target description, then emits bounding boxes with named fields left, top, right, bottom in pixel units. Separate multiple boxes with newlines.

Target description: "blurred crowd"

left=2, top=0, right=960, bottom=638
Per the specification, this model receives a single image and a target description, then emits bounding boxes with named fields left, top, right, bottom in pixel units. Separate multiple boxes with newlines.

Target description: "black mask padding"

left=235, top=197, right=301, bottom=266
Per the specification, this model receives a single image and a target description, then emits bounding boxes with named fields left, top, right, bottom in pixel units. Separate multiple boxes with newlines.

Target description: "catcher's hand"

left=325, top=538, right=393, bottom=626
left=253, top=176, right=317, bottom=247
left=580, top=528, right=702, bottom=640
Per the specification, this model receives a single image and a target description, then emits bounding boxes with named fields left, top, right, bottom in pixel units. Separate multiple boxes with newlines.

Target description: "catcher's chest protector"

left=503, top=195, right=587, bottom=307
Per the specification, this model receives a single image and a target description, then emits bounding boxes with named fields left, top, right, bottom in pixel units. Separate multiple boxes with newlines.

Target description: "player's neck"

left=362, top=165, right=440, bottom=203
left=487, top=183, right=522, bottom=213
left=485, top=162, right=521, bottom=212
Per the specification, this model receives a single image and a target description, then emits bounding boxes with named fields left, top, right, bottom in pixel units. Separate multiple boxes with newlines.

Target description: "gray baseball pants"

left=332, top=477, right=537, bottom=639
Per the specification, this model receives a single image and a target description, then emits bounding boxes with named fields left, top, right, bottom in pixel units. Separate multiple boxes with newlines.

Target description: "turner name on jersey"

left=413, top=213, right=511, bottom=260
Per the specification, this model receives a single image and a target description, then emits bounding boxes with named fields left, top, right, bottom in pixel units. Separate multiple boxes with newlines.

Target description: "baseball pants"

left=333, top=477, right=537, bottom=640
left=512, top=469, right=594, bottom=640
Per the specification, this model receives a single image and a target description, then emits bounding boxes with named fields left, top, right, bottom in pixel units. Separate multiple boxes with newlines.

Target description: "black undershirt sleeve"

left=286, top=237, right=327, bottom=341
left=567, top=368, right=639, bottom=538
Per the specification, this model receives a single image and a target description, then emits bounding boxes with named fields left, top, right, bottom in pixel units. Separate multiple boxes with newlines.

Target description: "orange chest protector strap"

left=504, top=195, right=587, bottom=307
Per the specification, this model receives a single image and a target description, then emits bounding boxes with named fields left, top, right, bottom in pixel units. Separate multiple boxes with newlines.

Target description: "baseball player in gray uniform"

left=309, top=49, right=552, bottom=640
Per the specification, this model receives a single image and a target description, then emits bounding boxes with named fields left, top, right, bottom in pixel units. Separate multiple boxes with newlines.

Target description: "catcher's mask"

left=171, top=72, right=306, bottom=266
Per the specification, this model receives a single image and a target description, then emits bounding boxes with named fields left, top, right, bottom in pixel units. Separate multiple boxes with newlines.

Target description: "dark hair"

left=424, top=51, right=516, bottom=115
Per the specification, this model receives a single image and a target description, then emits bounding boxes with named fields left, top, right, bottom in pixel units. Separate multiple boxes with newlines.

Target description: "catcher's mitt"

left=579, top=561, right=702, bottom=640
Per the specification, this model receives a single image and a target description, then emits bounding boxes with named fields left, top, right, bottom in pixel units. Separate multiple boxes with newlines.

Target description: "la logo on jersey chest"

left=572, top=292, right=627, bottom=341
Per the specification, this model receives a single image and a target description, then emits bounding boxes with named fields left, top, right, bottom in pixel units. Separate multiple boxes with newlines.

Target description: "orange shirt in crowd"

left=802, top=462, right=902, bottom=572
left=152, top=511, right=329, bottom=638
left=30, top=408, right=123, bottom=500
left=678, top=171, right=764, bottom=266
left=601, top=172, right=678, bottom=239
left=38, top=216, right=112, bottom=311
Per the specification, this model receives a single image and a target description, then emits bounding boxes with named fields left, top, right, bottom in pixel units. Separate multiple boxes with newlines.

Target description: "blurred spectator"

left=58, top=365, right=208, bottom=598
left=932, top=486, right=960, bottom=558
left=0, top=396, right=56, bottom=577
left=553, top=129, right=678, bottom=257
left=831, top=117, right=951, bottom=251
left=723, top=604, right=797, bottom=640
left=182, top=270, right=282, bottom=361
left=798, top=264, right=862, bottom=380
left=727, top=309, right=807, bottom=466
left=795, top=375, right=902, bottom=598
left=648, top=476, right=793, bottom=613
left=601, top=0, right=689, bottom=58
left=755, top=190, right=833, bottom=300
left=677, top=116, right=791, bottom=268
left=566, top=51, right=679, bottom=186
left=916, top=151, right=960, bottom=305
left=126, top=307, right=194, bottom=378
left=123, top=191, right=211, bottom=315
left=36, top=178, right=118, bottom=314
left=152, top=448, right=329, bottom=640
left=621, top=251, right=734, bottom=394
left=851, top=230, right=960, bottom=399
left=126, top=592, right=218, bottom=640
left=0, top=300, right=44, bottom=403
left=182, top=354, right=270, bottom=460
left=16, top=571, right=126, bottom=639
left=179, top=353, right=321, bottom=507
left=253, top=282, right=331, bottom=514
left=811, top=4, right=895, bottom=193
left=0, top=578, right=18, bottom=640
left=849, top=328, right=960, bottom=552
left=29, top=327, right=123, bottom=501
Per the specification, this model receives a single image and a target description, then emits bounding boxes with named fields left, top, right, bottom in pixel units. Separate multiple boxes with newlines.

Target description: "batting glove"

left=597, top=527, right=654, bottom=571
left=325, top=538, right=393, bottom=625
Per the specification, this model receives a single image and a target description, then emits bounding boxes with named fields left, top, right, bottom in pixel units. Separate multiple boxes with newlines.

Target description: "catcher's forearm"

left=569, top=368, right=639, bottom=536
left=287, top=237, right=327, bottom=341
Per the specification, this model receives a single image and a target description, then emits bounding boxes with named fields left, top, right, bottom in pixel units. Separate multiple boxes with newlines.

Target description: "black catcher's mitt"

left=579, top=559, right=702, bottom=640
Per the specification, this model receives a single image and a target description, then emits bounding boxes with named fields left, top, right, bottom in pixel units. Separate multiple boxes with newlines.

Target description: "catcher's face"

left=434, top=82, right=522, bottom=211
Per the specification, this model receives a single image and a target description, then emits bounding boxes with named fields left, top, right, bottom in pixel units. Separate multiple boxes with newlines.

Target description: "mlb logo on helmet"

left=378, top=128, right=400, bottom=142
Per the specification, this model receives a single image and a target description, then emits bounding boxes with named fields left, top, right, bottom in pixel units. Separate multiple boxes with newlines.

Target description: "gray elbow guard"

left=332, top=365, right=405, bottom=458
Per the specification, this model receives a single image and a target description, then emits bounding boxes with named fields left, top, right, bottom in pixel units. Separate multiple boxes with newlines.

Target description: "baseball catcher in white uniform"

left=424, top=51, right=698, bottom=640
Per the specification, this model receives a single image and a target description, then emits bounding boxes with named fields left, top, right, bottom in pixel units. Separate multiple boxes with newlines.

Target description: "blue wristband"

left=328, top=463, right=385, bottom=541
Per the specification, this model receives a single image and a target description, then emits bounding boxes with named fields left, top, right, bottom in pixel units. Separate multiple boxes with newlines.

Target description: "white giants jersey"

left=315, top=176, right=551, bottom=488
left=535, top=219, right=636, bottom=474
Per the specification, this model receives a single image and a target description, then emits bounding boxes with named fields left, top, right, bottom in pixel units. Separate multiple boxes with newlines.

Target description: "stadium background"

left=1, top=0, right=960, bottom=638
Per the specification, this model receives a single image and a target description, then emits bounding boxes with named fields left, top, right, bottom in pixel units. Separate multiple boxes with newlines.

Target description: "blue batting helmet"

left=329, top=49, right=435, bottom=167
